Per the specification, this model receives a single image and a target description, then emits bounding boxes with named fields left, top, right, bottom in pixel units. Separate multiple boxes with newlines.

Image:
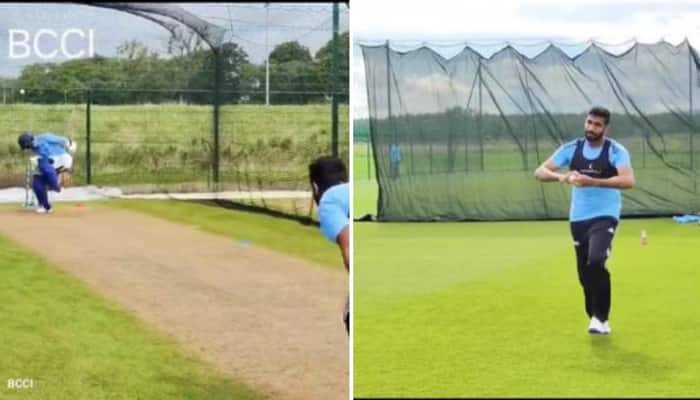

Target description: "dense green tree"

left=9, top=34, right=350, bottom=105
left=269, top=41, right=313, bottom=64
left=314, top=31, right=349, bottom=102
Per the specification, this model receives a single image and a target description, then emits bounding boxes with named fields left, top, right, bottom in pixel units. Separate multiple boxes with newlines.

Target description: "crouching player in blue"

left=309, top=156, right=349, bottom=335
left=18, top=131, right=77, bottom=214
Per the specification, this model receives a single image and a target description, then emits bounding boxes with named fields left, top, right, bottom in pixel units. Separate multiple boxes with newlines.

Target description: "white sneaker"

left=35, top=207, right=53, bottom=214
left=588, top=317, right=607, bottom=335
left=601, top=321, right=612, bottom=334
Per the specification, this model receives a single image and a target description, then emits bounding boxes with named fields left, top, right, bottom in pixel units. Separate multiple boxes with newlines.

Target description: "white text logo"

left=9, top=29, right=95, bottom=59
left=7, top=378, right=34, bottom=389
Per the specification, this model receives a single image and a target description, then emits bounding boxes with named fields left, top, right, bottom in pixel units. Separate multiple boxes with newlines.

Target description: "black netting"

left=361, top=40, right=700, bottom=221
left=1, top=3, right=349, bottom=219
left=0, top=4, right=220, bottom=190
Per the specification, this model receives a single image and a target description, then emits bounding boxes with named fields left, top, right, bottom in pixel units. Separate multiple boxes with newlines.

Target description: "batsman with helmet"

left=18, top=131, right=77, bottom=213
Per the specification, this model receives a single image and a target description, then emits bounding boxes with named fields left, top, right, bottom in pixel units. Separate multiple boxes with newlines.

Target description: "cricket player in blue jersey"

left=309, top=156, right=349, bottom=335
left=535, top=106, right=635, bottom=335
left=18, top=131, right=77, bottom=213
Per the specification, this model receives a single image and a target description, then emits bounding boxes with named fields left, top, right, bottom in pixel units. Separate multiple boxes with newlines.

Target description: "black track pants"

left=569, top=216, right=619, bottom=322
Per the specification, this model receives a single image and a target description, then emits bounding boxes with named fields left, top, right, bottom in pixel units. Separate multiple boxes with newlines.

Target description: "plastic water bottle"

left=641, top=229, right=648, bottom=246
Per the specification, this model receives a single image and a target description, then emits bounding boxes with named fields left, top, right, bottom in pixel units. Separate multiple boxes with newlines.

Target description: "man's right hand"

left=535, top=159, right=569, bottom=183
left=559, top=171, right=580, bottom=184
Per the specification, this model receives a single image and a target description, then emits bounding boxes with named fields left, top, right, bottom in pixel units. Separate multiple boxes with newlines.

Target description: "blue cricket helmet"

left=18, top=131, right=33, bottom=150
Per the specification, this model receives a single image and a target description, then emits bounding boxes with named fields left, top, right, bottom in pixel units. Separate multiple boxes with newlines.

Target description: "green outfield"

left=103, top=199, right=340, bottom=269
left=0, top=232, right=266, bottom=400
left=0, top=104, right=349, bottom=189
left=353, top=136, right=700, bottom=220
left=353, top=217, right=700, bottom=397
left=353, top=134, right=700, bottom=396
left=353, top=142, right=377, bottom=218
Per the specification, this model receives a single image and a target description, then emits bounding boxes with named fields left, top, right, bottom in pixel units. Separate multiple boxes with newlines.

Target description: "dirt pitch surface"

left=0, top=205, right=348, bottom=400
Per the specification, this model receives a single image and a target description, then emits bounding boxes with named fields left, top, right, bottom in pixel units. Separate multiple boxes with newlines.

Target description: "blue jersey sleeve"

left=318, top=184, right=350, bottom=243
left=550, top=142, right=576, bottom=169
left=36, top=133, right=67, bottom=147
left=33, top=141, right=53, bottom=159
left=610, top=143, right=631, bottom=168
left=34, top=133, right=68, bottom=158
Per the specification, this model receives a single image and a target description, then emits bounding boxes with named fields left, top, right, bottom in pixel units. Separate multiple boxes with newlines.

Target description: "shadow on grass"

left=588, top=336, right=673, bottom=378
left=187, top=199, right=319, bottom=228
left=158, top=374, right=269, bottom=400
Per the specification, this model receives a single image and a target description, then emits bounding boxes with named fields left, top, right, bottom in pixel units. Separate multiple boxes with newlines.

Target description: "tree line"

left=355, top=108, right=696, bottom=144
left=1, top=32, right=349, bottom=105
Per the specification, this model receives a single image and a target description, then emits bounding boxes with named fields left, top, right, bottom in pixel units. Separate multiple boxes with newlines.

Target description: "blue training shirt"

left=318, top=182, right=350, bottom=242
left=551, top=138, right=631, bottom=222
left=390, top=144, right=401, bottom=162
left=32, top=133, right=69, bottom=159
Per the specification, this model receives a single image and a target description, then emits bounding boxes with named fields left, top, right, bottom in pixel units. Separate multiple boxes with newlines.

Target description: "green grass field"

left=355, top=131, right=700, bottom=395
left=0, top=232, right=267, bottom=400
left=103, top=199, right=340, bottom=269
left=354, top=218, right=700, bottom=397
left=0, top=199, right=340, bottom=399
left=0, top=104, right=349, bottom=189
left=354, top=133, right=697, bottom=184
left=353, top=138, right=700, bottom=219
left=353, top=142, right=377, bottom=218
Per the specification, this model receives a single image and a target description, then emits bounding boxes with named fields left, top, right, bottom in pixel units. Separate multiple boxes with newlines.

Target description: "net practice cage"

left=0, top=3, right=349, bottom=206
left=361, top=40, right=700, bottom=221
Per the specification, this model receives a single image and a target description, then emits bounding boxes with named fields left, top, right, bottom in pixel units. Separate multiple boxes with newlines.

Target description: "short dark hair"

left=588, top=106, right=611, bottom=125
left=309, top=156, right=347, bottom=204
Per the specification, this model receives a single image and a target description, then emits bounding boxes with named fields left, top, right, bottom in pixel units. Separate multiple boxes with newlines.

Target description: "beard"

left=584, top=130, right=604, bottom=143
left=311, top=184, right=321, bottom=205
